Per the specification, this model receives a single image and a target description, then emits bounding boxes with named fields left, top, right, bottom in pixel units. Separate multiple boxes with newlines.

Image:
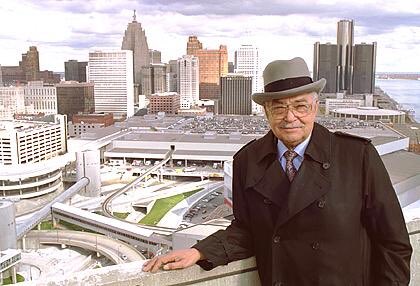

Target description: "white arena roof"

left=332, top=107, right=405, bottom=116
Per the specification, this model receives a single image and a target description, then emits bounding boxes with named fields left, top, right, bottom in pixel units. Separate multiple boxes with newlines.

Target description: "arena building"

left=330, top=107, right=405, bottom=123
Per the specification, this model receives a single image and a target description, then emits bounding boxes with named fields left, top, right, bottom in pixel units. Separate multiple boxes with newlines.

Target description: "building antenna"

left=133, top=9, right=136, bottom=22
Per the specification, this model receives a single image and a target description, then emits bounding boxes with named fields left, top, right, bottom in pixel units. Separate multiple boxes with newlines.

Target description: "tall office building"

left=228, top=62, right=234, bottom=73
left=353, top=43, right=377, bottom=94
left=56, top=82, right=95, bottom=121
left=313, top=42, right=338, bottom=93
left=87, top=50, right=134, bottom=119
left=65, top=60, right=88, bottom=82
left=220, top=74, right=252, bottom=115
left=336, top=20, right=354, bottom=93
left=149, top=49, right=162, bottom=64
left=186, top=36, right=228, bottom=100
left=151, top=64, right=166, bottom=94
left=313, top=20, right=376, bottom=95
left=1, top=46, right=40, bottom=85
left=20, top=46, right=40, bottom=82
left=234, top=44, right=262, bottom=113
left=166, top=60, right=178, bottom=92
left=177, top=55, right=199, bottom=110
left=140, top=64, right=167, bottom=96
left=121, top=10, right=150, bottom=86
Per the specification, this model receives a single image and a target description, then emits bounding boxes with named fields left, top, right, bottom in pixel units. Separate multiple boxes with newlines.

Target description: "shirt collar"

left=277, top=133, right=312, bottom=159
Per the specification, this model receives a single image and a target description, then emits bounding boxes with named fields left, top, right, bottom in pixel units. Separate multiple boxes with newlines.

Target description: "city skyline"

left=0, top=0, right=419, bottom=73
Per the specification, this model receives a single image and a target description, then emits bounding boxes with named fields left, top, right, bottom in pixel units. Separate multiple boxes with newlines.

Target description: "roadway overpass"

left=24, top=230, right=145, bottom=264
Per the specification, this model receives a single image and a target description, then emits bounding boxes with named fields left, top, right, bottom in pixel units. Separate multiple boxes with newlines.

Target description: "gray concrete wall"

left=14, top=219, right=420, bottom=285
left=15, top=257, right=260, bottom=286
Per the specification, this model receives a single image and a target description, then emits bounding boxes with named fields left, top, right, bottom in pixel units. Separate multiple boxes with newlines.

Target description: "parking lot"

left=182, top=186, right=225, bottom=225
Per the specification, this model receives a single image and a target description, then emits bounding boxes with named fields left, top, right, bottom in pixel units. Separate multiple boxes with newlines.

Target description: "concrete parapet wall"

left=15, top=257, right=260, bottom=286
left=407, top=219, right=420, bottom=285
left=14, top=220, right=420, bottom=285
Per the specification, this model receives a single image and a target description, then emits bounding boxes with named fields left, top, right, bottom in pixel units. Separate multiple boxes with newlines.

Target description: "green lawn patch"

left=38, top=220, right=54, bottom=230
left=3, top=273, right=25, bottom=284
left=139, top=188, right=203, bottom=225
left=113, top=212, right=129, bottom=219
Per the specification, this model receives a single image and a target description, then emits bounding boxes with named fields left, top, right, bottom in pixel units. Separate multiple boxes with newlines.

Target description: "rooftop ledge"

left=15, top=219, right=420, bottom=286
left=16, top=257, right=260, bottom=286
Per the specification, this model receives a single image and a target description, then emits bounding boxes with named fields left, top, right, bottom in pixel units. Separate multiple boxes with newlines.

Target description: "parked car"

left=183, top=167, right=196, bottom=172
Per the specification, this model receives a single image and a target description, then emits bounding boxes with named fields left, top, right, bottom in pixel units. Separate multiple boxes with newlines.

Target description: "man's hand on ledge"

left=142, top=248, right=204, bottom=273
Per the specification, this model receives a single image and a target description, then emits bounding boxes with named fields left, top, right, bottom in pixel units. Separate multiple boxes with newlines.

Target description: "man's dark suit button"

left=312, top=242, right=320, bottom=250
left=322, top=162, right=330, bottom=169
left=264, top=198, right=272, bottom=204
left=273, top=236, right=281, bottom=243
left=317, top=199, right=326, bottom=208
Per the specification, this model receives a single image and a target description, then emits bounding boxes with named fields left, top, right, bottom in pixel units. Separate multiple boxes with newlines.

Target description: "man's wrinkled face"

left=264, top=92, right=318, bottom=149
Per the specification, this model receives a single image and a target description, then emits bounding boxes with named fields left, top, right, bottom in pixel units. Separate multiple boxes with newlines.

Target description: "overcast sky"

left=0, top=0, right=419, bottom=72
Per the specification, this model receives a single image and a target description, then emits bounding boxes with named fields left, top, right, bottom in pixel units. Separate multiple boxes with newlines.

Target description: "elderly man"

left=143, top=58, right=412, bottom=285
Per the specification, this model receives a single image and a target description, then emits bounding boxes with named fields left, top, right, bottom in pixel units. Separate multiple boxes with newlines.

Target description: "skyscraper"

left=336, top=20, right=354, bottom=93
left=353, top=43, right=377, bottom=94
left=87, top=50, right=134, bottom=119
left=1, top=46, right=40, bottom=85
left=313, top=20, right=376, bottom=95
left=220, top=74, right=252, bottom=115
left=121, top=10, right=150, bottom=86
left=149, top=49, right=162, bottom=64
left=186, top=36, right=228, bottom=100
left=166, top=60, right=178, bottom=92
left=65, top=60, right=88, bottom=82
left=228, top=62, right=234, bottom=73
left=140, top=64, right=167, bottom=96
left=234, top=44, right=262, bottom=113
left=313, top=42, right=338, bottom=93
left=20, top=46, right=40, bottom=82
left=177, top=55, right=199, bottom=110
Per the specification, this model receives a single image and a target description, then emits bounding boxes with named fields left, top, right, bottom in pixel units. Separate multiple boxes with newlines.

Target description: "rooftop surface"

left=333, top=107, right=405, bottom=115
left=382, top=150, right=420, bottom=184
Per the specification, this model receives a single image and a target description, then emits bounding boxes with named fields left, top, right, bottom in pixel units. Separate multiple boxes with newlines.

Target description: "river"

left=376, top=79, right=420, bottom=122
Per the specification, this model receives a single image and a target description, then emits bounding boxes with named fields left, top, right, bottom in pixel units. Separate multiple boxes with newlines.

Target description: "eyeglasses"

left=268, top=101, right=315, bottom=118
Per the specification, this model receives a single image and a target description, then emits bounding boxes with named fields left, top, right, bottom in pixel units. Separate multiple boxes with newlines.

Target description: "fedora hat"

left=252, top=57, right=326, bottom=105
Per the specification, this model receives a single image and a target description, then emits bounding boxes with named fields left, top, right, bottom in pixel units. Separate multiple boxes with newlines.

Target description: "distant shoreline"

left=375, top=86, right=417, bottom=123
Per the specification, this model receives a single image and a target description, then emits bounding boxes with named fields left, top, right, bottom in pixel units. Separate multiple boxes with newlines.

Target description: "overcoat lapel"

left=252, top=159, right=290, bottom=207
left=243, top=130, right=290, bottom=208
left=274, top=159, right=330, bottom=228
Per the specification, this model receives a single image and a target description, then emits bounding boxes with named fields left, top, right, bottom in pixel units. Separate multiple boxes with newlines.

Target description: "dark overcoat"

left=194, top=123, right=412, bottom=286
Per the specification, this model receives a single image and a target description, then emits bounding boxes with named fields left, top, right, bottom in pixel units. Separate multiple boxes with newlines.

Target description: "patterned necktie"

left=284, top=150, right=298, bottom=182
